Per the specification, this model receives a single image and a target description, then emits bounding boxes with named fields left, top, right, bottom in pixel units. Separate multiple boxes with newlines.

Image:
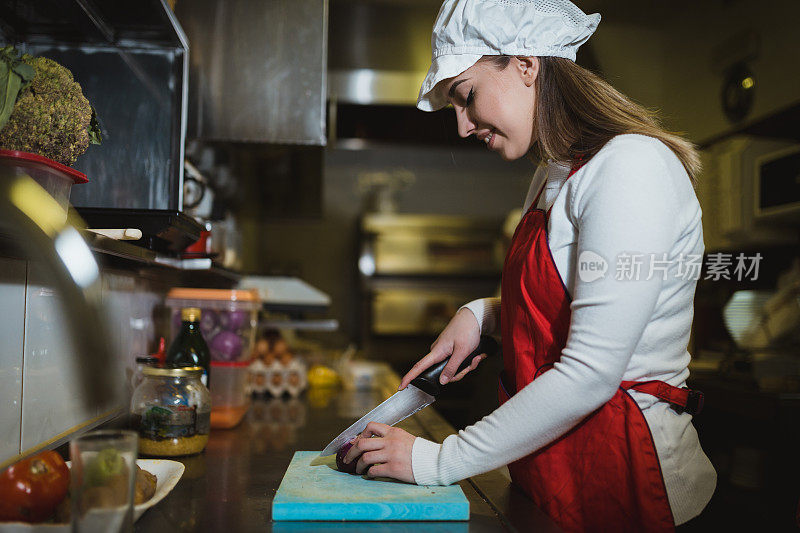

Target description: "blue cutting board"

left=272, top=451, right=469, bottom=521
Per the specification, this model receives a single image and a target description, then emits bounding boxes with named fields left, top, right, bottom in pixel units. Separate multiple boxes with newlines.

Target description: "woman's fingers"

left=362, top=421, right=391, bottom=438
left=355, top=450, right=390, bottom=474
left=398, top=343, right=450, bottom=390
left=347, top=425, right=416, bottom=483
left=364, top=463, right=390, bottom=478
left=439, top=342, right=483, bottom=384
left=399, top=309, right=482, bottom=390
left=432, top=308, right=482, bottom=385
left=343, top=434, right=378, bottom=464
left=343, top=421, right=392, bottom=463
left=451, top=354, right=487, bottom=382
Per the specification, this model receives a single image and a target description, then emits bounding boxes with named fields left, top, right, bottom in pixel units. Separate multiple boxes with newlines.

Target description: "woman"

left=341, top=0, right=716, bottom=530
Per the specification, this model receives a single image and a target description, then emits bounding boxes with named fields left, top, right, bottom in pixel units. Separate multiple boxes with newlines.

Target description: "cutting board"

left=272, top=451, right=469, bottom=521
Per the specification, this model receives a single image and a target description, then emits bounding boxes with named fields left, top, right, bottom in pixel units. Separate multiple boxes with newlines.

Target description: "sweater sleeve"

left=460, top=297, right=501, bottom=335
left=412, top=139, right=684, bottom=486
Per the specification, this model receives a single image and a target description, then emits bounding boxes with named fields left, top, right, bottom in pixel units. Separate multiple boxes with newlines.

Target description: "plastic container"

left=341, top=360, right=384, bottom=391
left=210, top=361, right=251, bottom=429
left=130, top=366, right=211, bottom=457
left=0, top=149, right=88, bottom=222
left=166, top=288, right=260, bottom=363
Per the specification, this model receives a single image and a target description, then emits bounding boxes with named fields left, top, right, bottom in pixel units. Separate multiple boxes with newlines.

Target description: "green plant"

left=0, top=47, right=101, bottom=166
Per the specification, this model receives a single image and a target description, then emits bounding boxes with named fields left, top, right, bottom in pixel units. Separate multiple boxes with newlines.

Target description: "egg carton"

left=248, top=359, right=308, bottom=398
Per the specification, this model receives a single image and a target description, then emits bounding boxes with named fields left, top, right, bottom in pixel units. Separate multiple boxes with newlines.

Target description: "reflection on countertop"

left=134, top=381, right=560, bottom=532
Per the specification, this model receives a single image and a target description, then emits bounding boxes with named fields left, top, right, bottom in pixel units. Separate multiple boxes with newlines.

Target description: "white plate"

left=0, top=459, right=185, bottom=532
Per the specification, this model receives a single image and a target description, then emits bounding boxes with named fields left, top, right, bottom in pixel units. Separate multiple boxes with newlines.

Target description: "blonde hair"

left=486, top=56, right=701, bottom=184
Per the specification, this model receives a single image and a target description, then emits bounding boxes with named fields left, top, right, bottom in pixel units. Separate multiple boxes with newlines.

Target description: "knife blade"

left=319, top=336, right=499, bottom=457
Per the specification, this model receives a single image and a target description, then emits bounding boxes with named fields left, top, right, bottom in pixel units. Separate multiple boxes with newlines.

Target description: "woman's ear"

left=516, top=56, right=539, bottom=87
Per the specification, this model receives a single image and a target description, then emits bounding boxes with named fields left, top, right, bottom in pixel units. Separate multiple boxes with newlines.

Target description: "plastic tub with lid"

left=0, top=149, right=88, bottom=223
left=166, top=288, right=260, bottom=363
left=209, top=360, right=251, bottom=429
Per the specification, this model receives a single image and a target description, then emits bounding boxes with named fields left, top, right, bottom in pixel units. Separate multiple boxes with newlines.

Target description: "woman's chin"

left=498, top=146, right=525, bottom=161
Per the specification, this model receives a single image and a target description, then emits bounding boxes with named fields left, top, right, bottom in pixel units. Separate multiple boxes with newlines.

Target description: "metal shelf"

left=82, top=231, right=241, bottom=284
left=2, top=0, right=190, bottom=214
left=0, top=0, right=187, bottom=49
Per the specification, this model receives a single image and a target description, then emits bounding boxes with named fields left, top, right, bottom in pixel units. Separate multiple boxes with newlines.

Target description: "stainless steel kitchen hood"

left=175, top=0, right=328, bottom=145
left=327, top=0, right=602, bottom=107
left=328, top=0, right=439, bottom=106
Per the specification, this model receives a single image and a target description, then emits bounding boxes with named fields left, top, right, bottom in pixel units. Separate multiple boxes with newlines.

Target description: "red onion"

left=209, top=330, right=243, bottom=361
left=336, top=439, right=360, bottom=475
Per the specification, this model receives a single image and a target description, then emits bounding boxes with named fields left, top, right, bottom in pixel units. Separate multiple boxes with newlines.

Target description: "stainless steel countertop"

left=134, top=375, right=560, bottom=532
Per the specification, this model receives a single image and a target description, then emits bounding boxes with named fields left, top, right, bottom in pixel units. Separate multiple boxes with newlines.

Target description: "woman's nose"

left=455, top=107, right=475, bottom=138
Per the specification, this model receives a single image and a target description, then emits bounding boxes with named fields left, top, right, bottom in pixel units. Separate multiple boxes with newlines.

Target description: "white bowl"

left=0, top=459, right=184, bottom=532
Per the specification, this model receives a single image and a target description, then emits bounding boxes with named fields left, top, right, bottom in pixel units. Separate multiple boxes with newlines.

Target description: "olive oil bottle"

left=166, top=307, right=211, bottom=386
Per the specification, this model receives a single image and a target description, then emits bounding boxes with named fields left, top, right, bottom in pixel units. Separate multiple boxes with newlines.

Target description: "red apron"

left=499, top=164, right=703, bottom=532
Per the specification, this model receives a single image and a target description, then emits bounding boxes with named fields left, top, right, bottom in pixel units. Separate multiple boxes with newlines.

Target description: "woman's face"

left=440, top=57, right=539, bottom=161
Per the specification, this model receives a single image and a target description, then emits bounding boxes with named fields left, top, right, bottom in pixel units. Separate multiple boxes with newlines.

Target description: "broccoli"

left=0, top=47, right=101, bottom=166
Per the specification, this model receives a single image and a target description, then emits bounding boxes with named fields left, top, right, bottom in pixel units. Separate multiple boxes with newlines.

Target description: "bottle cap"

left=143, top=366, right=204, bottom=378
left=181, top=307, right=202, bottom=321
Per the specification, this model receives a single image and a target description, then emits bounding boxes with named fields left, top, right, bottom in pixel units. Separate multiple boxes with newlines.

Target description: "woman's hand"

left=343, top=422, right=416, bottom=483
left=398, top=308, right=483, bottom=390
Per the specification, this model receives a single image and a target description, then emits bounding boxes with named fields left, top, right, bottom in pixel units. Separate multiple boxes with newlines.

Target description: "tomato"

left=0, top=451, right=69, bottom=523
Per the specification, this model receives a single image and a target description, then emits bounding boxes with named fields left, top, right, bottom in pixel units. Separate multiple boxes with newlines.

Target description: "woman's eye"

left=466, top=88, right=474, bottom=106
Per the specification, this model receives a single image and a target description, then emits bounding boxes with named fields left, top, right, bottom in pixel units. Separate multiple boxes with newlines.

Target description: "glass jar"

left=131, top=356, right=160, bottom=391
left=130, top=366, right=211, bottom=457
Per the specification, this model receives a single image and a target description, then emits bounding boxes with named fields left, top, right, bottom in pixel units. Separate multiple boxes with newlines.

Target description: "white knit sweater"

left=410, top=135, right=716, bottom=525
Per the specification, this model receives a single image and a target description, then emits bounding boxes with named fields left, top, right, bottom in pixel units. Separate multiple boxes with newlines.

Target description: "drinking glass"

left=70, top=430, right=138, bottom=533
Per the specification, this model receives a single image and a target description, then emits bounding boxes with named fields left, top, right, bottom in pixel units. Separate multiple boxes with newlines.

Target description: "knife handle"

left=410, top=335, right=499, bottom=397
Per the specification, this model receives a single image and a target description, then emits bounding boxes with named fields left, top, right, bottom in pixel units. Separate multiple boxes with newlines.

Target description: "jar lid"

left=143, top=366, right=204, bottom=377
left=136, top=356, right=160, bottom=364
left=166, top=288, right=260, bottom=302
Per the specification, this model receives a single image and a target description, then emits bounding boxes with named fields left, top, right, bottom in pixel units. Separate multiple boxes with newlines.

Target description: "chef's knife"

left=319, top=335, right=499, bottom=457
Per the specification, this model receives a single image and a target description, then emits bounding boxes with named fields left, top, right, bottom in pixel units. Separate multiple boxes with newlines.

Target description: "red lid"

left=211, top=361, right=252, bottom=368
left=150, top=337, right=166, bottom=365
left=167, top=288, right=260, bottom=302
left=0, top=149, right=89, bottom=184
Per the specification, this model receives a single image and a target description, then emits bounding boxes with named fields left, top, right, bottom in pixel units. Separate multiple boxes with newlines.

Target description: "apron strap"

left=621, top=380, right=704, bottom=416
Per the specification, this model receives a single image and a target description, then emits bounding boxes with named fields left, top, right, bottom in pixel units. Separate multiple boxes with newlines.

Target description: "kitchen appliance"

left=722, top=290, right=775, bottom=347
left=359, top=213, right=504, bottom=339
left=703, top=136, right=800, bottom=245
left=77, top=208, right=202, bottom=254
left=320, top=336, right=498, bottom=457
left=3, top=0, right=193, bottom=252
left=10, top=1, right=190, bottom=212
left=174, top=0, right=327, bottom=145
left=755, top=144, right=800, bottom=221
left=721, top=262, right=800, bottom=391
left=272, top=452, right=468, bottom=521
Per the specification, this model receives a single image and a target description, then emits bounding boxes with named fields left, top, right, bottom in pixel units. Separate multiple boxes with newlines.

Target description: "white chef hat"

left=417, top=0, right=601, bottom=112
